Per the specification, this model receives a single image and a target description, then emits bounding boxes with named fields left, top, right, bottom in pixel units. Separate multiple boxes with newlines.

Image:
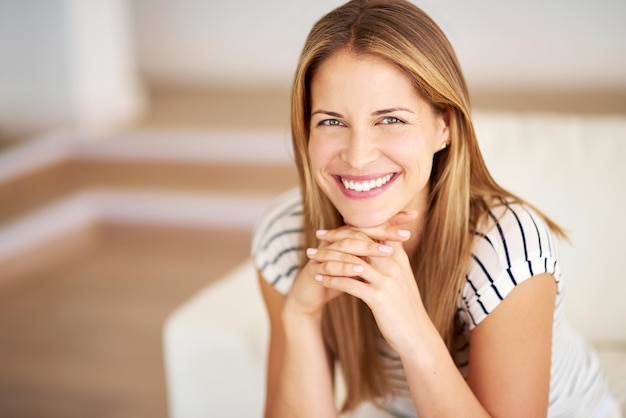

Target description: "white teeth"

left=341, top=174, right=393, bottom=192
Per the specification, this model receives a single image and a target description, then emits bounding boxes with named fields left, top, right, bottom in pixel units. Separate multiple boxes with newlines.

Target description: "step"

left=0, top=130, right=299, bottom=267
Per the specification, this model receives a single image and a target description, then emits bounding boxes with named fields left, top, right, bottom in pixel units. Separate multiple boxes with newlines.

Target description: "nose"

left=341, top=129, right=379, bottom=170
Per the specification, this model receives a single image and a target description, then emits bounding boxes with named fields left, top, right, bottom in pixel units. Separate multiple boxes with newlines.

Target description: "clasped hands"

left=287, top=210, right=427, bottom=354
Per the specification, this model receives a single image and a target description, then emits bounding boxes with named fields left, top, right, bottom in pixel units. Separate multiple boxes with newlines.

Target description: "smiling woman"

left=308, top=51, right=448, bottom=229
left=251, top=1, right=620, bottom=417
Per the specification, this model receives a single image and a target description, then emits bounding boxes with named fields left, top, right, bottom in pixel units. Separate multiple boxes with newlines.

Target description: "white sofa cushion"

left=163, top=260, right=267, bottom=418
left=474, top=111, right=626, bottom=343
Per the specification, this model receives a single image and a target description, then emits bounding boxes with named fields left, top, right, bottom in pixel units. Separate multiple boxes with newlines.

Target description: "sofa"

left=163, top=111, right=626, bottom=417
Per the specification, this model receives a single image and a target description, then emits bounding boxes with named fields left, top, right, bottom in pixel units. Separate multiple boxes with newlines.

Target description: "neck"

left=403, top=214, right=426, bottom=259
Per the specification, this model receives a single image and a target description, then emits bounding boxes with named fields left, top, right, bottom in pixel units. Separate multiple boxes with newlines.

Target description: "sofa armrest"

left=163, top=260, right=268, bottom=418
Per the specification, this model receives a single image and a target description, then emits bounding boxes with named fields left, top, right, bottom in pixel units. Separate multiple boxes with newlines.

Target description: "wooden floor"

left=0, top=223, right=253, bottom=418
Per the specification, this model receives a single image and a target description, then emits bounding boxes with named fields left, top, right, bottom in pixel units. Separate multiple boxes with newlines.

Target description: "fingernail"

left=306, top=248, right=318, bottom=256
left=353, top=265, right=364, bottom=273
left=379, top=245, right=393, bottom=254
left=315, top=274, right=323, bottom=282
left=405, top=210, right=418, bottom=216
left=397, top=229, right=411, bottom=238
left=316, top=230, right=327, bottom=236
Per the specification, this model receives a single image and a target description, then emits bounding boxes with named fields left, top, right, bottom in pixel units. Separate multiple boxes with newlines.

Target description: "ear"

left=435, top=109, right=451, bottom=147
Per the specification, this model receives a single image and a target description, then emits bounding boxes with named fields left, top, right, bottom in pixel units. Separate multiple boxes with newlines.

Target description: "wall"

left=0, top=0, right=145, bottom=142
left=0, top=2, right=73, bottom=136
left=131, top=0, right=626, bottom=90
left=1, top=0, right=625, bottom=142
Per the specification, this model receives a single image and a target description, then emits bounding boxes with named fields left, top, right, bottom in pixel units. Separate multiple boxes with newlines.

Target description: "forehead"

left=310, top=51, right=422, bottom=110
left=313, top=51, right=410, bottom=88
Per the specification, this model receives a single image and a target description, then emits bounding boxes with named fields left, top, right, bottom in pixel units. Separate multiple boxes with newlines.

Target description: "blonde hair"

left=291, top=0, right=562, bottom=411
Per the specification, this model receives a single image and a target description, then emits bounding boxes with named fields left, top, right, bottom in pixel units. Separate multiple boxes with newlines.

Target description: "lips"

left=340, top=173, right=394, bottom=192
left=333, top=172, right=398, bottom=198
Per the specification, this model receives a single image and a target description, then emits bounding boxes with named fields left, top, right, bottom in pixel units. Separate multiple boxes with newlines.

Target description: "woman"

left=252, top=0, right=618, bottom=416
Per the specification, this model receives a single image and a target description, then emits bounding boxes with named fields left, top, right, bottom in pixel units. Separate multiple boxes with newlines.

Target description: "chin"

left=341, top=211, right=390, bottom=228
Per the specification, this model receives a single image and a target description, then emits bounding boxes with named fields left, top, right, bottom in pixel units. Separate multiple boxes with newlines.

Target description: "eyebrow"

left=372, top=107, right=414, bottom=116
left=311, top=110, right=343, bottom=118
left=311, top=107, right=414, bottom=117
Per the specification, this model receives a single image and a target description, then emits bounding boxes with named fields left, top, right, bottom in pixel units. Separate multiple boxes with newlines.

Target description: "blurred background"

left=0, top=0, right=625, bottom=417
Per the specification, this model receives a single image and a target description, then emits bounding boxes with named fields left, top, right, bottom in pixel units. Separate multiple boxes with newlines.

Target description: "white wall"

left=0, top=1, right=73, bottom=135
left=1, top=0, right=624, bottom=140
left=131, top=0, right=626, bottom=90
left=0, top=0, right=145, bottom=140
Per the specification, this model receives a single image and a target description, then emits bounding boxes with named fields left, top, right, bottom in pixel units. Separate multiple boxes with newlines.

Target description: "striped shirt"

left=252, top=188, right=611, bottom=418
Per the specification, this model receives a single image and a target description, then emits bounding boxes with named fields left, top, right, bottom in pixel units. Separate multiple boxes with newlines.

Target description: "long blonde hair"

left=291, top=0, right=562, bottom=411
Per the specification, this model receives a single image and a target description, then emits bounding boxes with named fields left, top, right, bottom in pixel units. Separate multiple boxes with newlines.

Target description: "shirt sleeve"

left=458, top=202, right=562, bottom=330
left=251, top=188, right=304, bottom=295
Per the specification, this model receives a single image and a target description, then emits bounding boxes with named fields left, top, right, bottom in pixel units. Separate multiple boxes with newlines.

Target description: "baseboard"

left=0, top=189, right=275, bottom=265
left=0, top=129, right=293, bottom=184
left=0, top=130, right=293, bottom=267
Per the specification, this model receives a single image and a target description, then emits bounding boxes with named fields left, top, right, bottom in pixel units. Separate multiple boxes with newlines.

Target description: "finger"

left=339, top=211, right=418, bottom=243
left=386, top=210, right=419, bottom=226
left=307, top=247, right=376, bottom=269
left=367, top=239, right=411, bottom=273
left=313, top=259, right=366, bottom=280
left=315, top=227, right=372, bottom=243
left=352, top=224, right=412, bottom=243
left=343, top=224, right=411, bottom=244
left=316, top=226, right=406, bottom=247
left=314, top=229, right=393, bottom=255
left=306, top=247, right=366, bottom=265
left=315, top=274, right=370, bottom=302
left=320, top=237, right=395, bottom=258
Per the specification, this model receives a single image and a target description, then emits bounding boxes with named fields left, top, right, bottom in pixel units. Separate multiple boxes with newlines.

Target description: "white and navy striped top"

left=252, top=187, right=610, bottom=418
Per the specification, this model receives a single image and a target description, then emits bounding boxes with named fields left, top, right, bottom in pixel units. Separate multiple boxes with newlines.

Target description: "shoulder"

left=459, top=200, right=561, bottom=330
left=251, top=188, right=305, bottom=294
left=473, top=200, right=558, bottom=270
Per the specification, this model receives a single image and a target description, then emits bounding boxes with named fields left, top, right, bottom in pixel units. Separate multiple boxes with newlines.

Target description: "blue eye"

left=381, top=116, right=402, bottom=125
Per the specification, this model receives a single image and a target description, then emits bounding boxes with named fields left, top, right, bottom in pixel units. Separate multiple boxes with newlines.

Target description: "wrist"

left=282, top=299, right=323, bottom=336
left=397, top=319, right=447, bottom=369
left=392, top=309, right=436, bottom=352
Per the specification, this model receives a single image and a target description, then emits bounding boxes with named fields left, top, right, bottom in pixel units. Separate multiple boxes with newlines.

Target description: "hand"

left=308, top=211, right=428, bottom=354
left=283, top=257, right=343, bottom=321
left=285, top=212, right=414, bottom=322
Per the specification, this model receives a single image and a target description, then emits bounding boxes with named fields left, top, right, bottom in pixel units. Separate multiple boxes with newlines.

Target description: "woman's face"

left=308, top=50, right=450, bottom=228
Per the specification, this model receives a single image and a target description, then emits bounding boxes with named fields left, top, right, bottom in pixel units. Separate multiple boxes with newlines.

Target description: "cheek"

left=307, top=138, right=320, bottom=171
left=419, top=148, right=438, bottom=179
left=394, top=138, right=435, bottom=171
left=307, top=136, right=333, bottom=173
left=307, top=138, right=329, bottom=190
left=388, top=143, right=436, bottom=192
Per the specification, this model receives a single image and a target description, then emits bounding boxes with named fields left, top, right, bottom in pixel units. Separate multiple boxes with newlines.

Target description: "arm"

left=399, top=274, right=555, bottom=417
left=312, top=224, right=556, bottom=417
left=467, top=273, right=556, bottom=416
left=258, top=271, right=338, bottom=418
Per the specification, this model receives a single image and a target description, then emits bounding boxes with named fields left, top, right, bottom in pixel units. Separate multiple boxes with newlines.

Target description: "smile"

left=339, top=173, right=395, bottom=192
